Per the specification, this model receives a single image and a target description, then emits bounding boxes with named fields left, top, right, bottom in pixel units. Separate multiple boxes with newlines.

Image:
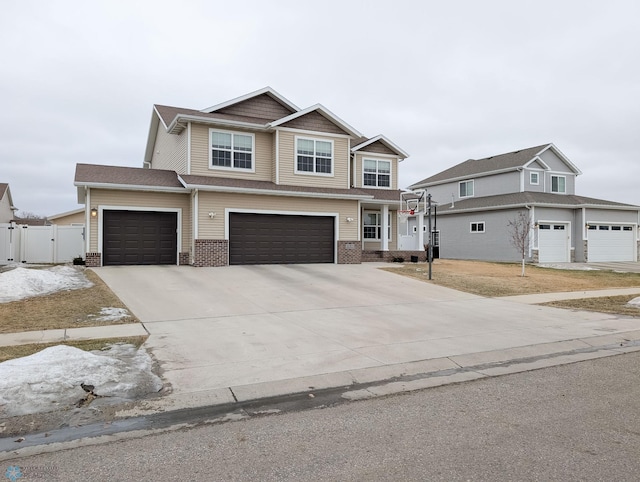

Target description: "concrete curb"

left=0, top=323, right=149, bottom=347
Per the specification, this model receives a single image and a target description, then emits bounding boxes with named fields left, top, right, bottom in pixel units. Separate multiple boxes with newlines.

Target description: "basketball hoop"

left=398, top=210, right=414, bottom=221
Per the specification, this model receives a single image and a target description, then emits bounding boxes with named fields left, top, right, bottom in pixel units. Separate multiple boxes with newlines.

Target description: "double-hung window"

left=530, top=172, right=539, bottom=185
left=296, top=137, right=333, bottom=175
left=363, top=212, right=392, bottom=240
left=363, top=159, right=391, bottom=187
left=551, top=175, right=566, bottom=193
left=210, top=130, right=254, bottom=171
left=470, top=222, right=485, bottom=233
left=459, top=180, right=474, bottom=198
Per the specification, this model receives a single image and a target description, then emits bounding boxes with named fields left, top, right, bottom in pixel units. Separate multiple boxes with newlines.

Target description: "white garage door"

left=587, top=225, right=635, bottom=262
left=538, top=223, right=569, bottom=263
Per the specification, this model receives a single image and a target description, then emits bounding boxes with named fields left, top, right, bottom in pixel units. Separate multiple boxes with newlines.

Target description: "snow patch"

left=627, top=297, right=640, bottom=307
left=94, top=307, right=131, bottom=322
left=0, top=344, right=163, bottom=417
left=0, top=265, right=93, bottom=303
left=538, top=264, right=600, bottom=271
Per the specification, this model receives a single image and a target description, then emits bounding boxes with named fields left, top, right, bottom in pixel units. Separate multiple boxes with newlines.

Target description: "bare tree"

left=508, top=210, right=533, bottom=277
left=16, top=211, right=46, bottom=220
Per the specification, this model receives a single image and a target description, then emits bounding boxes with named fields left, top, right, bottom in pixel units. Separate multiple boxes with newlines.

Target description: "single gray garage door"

left=229, top=213, right=334, bottom=265
left=103, top=210, right=177, bottom=266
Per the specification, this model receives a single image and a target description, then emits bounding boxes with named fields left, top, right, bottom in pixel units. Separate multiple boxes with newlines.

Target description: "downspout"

left=193, top=189, right=199, bottom=261
left=187, top=122, right=192, bottom=175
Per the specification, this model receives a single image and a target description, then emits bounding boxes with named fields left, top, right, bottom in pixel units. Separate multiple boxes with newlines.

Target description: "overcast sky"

left=1, top=0, right=638, bottom=216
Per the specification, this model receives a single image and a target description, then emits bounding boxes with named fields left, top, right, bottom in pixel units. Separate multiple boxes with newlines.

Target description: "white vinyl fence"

left=0, top=223, right=85, bottom=265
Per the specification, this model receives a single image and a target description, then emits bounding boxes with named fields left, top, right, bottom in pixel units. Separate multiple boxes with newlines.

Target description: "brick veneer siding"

left=85, top=252, right=101, bottom=267
left=194, top=239, right=228, bottom=267
left=337, top=241, right=361, bottom=264
left=532, top=249, right=539, bottom=264
left=178, top=252, right=190, bottom=266
left=362, top=250, right=427, bottom=263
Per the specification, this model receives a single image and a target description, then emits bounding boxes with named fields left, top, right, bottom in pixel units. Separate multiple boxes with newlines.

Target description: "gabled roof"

left=48, top=207, right=85, bottom=220
left=200, top=86, right=300, bottom=114
left=269, top=104, right=363, bottom=138
left=0, top=183, right=16, bottom=210
left=434, top=191, right=640, bottom=215
left=351, top=135, right=409, bottom=158
left=410, top=143, right=578, bottom=188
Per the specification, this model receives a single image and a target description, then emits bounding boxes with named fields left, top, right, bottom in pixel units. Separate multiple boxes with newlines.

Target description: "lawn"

left=383, top=259, right=640, bottom=316
left=0, top=269, right=138, bottom=334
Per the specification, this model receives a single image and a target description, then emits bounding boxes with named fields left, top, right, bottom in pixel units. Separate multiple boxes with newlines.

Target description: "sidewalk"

left=0, top=323, right=148, bottom=347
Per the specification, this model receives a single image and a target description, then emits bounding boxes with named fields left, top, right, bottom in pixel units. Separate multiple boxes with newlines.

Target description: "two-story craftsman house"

left=74, top=87, right=420, bottom=267
left=408, top=144, right=640, bottom=263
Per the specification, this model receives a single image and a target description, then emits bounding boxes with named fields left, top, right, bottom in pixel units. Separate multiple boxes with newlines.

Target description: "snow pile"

left=538, top=264, right=599, bottom=271
left=0, top=344, right=163, bottom=416
left=0, top=266, right=93, bottom=303
left=627, top=297, right=640, bottom=308
left=91, top=307, right=131, bottom=323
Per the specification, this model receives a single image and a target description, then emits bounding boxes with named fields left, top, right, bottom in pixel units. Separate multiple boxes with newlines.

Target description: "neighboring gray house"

left=408, top=144, right=640, bottom=263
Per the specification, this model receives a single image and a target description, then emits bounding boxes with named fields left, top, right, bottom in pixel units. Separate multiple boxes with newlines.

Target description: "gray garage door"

left=103, top=210, right=177, bottom=266
left=229, top=213, right=334, bottom=265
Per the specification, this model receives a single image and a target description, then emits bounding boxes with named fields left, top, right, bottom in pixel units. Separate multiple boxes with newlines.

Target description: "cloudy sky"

left=1, top=0, right=638, bottom=216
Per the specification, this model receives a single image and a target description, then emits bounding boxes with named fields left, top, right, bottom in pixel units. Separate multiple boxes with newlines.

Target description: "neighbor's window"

left=470, top=221, right=485, bottom=233
left=459, top=180, right=474, bottom=198
left=363, top=159, right=391, bottom=187
left=551, top=175, right=566, bottom=193
left=296, top=137, right=333, bottom=175
left=210, top=130, right=254, bottom=170
left=530, top=172, right=539, bottom=185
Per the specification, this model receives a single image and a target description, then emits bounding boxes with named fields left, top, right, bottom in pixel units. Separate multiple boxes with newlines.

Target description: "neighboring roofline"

left=433, top=200, right=640, bottom=216
left=48, top=207, right=85, bottom=219
left=523, top=156, right=551, bottom=170
left=268, top=104, right=363, bottom=138
left=73, top=181, right=186, bottom=194
left=409, top=166, right=524, bottom=189
left=351, top=134, right=409, bottom=159
left=537, top=144, right=582, bottom=175
left=144, top=106, right=163, bottom=164
left=0, top=183, right=15, bottom=209
left=200, top=86, right=300, bottom=114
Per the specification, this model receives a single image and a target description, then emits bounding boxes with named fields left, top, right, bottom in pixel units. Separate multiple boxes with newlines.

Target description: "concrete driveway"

left=94, top=263, right=640, bottom=401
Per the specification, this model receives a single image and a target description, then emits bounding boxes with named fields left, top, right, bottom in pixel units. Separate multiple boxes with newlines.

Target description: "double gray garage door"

left=103, top=210, right=334, bottom=266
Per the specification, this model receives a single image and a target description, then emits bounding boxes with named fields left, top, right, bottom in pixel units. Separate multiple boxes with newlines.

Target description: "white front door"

left=538, top=223, right=569, bottom=262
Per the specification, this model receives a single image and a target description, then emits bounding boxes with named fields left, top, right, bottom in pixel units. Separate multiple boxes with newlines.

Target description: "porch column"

left=381, top=204, right=389, bottom=251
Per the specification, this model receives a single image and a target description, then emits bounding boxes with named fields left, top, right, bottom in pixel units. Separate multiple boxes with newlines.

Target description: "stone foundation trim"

left=178, top=252, right=190, bottom=266
left=85, top=252, right=102, bottom=268
left=337, top=241, right=362, bottom=264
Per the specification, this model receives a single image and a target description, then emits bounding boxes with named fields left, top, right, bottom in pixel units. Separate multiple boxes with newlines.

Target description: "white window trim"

left=208, top=128, right=256, bottom=173
left=362, top=158, right=392, bottom=189
left=459, top=180, right=474, bottom=198
left=530, top=171, right=540, bottom=185
left=294, top=135, right=334, bottom=177
left=363, top=210, right=382, bottom=241
left=551, top=175, right=566, bottom=193
left=470, top=221, right=485, bottom=233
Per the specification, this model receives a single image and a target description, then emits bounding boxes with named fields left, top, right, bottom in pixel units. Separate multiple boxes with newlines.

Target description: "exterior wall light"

left=90, top=208, right=98, bottom=218
left=346, top=217, right=354, bottom=223
left=208, top=212, right=216, bottom=219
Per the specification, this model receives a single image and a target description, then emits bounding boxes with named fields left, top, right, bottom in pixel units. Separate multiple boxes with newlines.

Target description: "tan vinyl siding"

left=280, top=111, right=350, bottom=135
left=88, top=189, right=191, bottom=254
left=151, top=126, right=188, bottom=173
left=354, top=153, right=398, bottom=190
left=190, top=124, right=273, bottom=181
left=197, top=191, right=359, bottom=240
left=360, top=140, right=397, bottom=156
left=278, top=131, right=349, bottom=189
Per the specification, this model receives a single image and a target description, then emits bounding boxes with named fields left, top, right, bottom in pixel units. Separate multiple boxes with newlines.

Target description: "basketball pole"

left=427, top=193, right=433, bottom=280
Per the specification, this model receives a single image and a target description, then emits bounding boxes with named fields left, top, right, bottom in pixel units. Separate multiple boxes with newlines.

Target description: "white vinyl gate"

left=0, top=223, right=85, bottom=265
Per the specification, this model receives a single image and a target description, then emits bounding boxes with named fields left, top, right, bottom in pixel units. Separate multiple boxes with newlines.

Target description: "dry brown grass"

left=385, top=260, right=640, bottom=317
left=0, top=336, right=148, bottom=362
left=0, top=269, right=138, bottom=334
left=383, top=259, right=640, bottom=298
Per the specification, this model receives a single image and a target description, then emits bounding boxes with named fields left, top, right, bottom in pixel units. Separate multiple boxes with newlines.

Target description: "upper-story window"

left=551, top=175, right=566, bottom=193
left=459, top=180, right=474, bottom=198
left=530, top=172, right=539, bottom=185
left=210, top=129, right=254, bottom=171
left=363, top=159, right=391, bottom=188
left=296, top=137, right=333, bottom=176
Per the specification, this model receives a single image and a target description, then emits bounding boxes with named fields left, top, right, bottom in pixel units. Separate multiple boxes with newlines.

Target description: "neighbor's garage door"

left=587, top=224, right=635, bottom=262
left=103, top=210, right=177, bottom=266
left=538, top=223, right=569, bottom=263
left=229, top=213, right=334, bottom=265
